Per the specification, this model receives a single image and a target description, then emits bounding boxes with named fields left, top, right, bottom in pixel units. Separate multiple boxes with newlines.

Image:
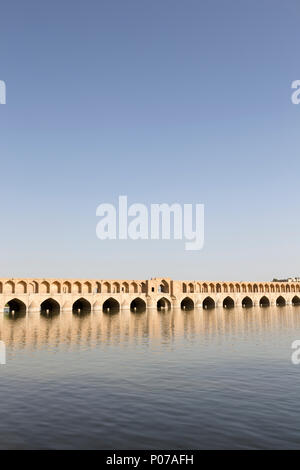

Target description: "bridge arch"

left=181, top=297, right=194, bottom=310
left=203, top=296, right=215, bottom=309
left=276, top=296, right=286, bottom=307
left=242, top=296, right=253, bottom=308
left=103, top=297, right=120, bottom=313
left=130, top=297, right=146, bottom=312
left=223, top=296, right=234, bottom=309
left=292, top=296, right=300, bottom=306
left=73, top=298, right=91, bottom=314
left=260, top=296, right=270, bottom=307
left=6, top=298, right=26, bottom=316
left=157, top=297, right=171, bottom=310
left=41, top=298, right=60, bottom=316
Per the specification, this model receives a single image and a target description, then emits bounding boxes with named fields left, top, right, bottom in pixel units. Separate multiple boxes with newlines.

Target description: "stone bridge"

left=0, top=277, right=300, bottom=315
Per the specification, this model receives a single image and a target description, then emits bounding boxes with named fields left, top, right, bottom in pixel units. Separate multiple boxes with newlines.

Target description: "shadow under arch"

left=130, top=297, right=146, bottom=313
left=292, top=296, right=300, bottom=306
left=5, top=298, right=26, bottom=317
left=203, top=297, right=215, bottom=309
left=223, top=296, right=234, bottom=309
left=242, top=296, right=253, bottom=308
left=157, top=297, right=171, bottom=311
left=103, top=297, right=120, bottom=314
left=41, top=298, right=60, bottom=317
left=260, top=296, right=270, bottom=307
left=181, top=297, right=194, bottom=311
left=73, top=298, right=91, bottom=315
left=276, top=296, right=286, bottom=307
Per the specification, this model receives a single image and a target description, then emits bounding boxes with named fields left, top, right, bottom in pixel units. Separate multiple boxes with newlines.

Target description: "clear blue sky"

left=0, top=0, right=299, bottom=281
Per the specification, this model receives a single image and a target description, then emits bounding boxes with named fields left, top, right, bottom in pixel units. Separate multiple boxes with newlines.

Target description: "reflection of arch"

left=276, top=296, right=286, bottom=307
left=41, top=298, right=60, bottom=316
left=242, top=296, right=253, bottom=308
left=157, top=297, right=171, bottom=310
left=130, top=297, right=146, bottom=312
left=73, top=298, right=91, bottom=314
left=6, top=298, right=26, bottom=316
left=223, top=296, right=234, bottom=309
left=292, top=296, right=300, bottom=305
left=203, top=297, right=215, bottom=309
left=103, top=298, right=120, bottom=313
left=181, top=297, right=194, bottom=310
left=260, top=296, right=270, bottom=307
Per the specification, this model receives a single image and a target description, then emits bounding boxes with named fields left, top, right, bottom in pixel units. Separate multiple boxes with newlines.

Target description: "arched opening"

left=157, top=297, right=171, bottom=311
left=159, top=280, right=169, bottom=293
left=41, top=298, right=60, bottom=316
left=223, top=296, right=234, bottom=309
left=180, top=297, right=194, bottom=311
left=292, top=296, right=300, bottom=306
left=103, top=298, right=120, bottom=313
left=276, top=296, right=286, bottom=307
left=242, top=296, right=253, bottom=308
left=73, top=298, right=91, bottom=315
left=203, top=297, right=215, bottom=309
left=260, top=296, right=270, bottom=307
left=130, top=297, right=146, bottom=313
left=5, top=298, right=26, bottom=317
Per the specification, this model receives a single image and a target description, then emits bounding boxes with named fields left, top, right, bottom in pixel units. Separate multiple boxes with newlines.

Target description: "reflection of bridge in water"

left=1, top=306, right=300, bottom=352
left=1, top=277, right=300, bottom=316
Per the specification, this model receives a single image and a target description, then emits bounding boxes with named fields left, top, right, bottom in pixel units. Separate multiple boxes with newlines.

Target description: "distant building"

left=272, top=277, right=300, bottom=283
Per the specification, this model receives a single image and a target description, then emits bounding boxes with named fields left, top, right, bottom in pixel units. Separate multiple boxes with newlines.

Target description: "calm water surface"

left=1, top=306, right=300, bottom=449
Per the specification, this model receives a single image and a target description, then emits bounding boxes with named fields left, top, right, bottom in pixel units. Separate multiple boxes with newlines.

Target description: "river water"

left=0, top=306, right=300, bottom=449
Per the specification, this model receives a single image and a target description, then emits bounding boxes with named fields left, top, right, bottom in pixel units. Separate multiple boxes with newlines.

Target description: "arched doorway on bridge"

left=276, top=296, right=286, bottom=307
left=223, top=296, right=234, bottom=309
left=260, top=296, right=270, bottom=307
left=203, top=297, right=215, bottom=310
left=5, top=298, right=26, bottom=317
left=73, top=298, right=91, bottom=315
left=130, top=297, right=146, bottom=313
left=41, top=298, right=60, bottom=316
left=292, top=296, right=300, bottom=306
left=181, top=297, right=194, bottom=311
left=159, top=280, right=169, bottom=294
left=103, top=298, right=120, bottom=314
left=242, top=296, right=253, bottom=308
left=157, top=297, right=171, bottom=311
